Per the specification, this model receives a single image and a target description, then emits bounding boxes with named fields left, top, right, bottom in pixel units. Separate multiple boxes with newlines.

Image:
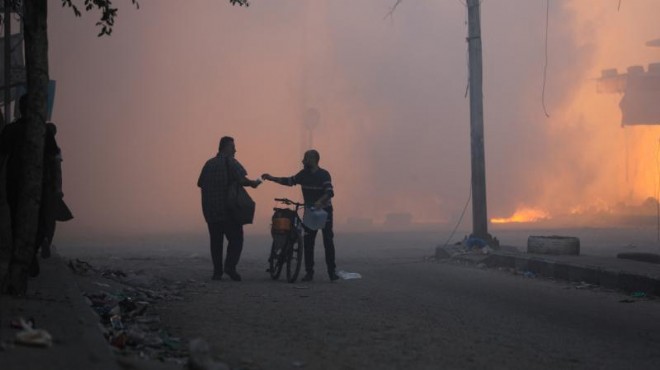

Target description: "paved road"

left=64, top=231, right=660, bottom=370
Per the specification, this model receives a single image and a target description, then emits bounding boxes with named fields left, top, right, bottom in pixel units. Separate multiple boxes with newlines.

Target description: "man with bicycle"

left=262, top=149, right=338, bottom=282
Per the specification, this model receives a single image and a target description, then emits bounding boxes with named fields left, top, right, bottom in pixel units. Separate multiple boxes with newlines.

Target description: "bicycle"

left=268, top=198, right=305, bottom=283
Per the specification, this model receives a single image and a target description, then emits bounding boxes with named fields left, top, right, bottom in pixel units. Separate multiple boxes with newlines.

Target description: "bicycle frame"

left=269, top=198, right=305, bottom=282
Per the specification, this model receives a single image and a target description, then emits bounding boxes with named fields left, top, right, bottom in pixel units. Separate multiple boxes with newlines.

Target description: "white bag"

left=302, top=207, right=328, bottom=230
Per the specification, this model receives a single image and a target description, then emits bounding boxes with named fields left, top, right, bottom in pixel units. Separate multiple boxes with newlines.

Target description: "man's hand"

left=261, top=174, right=273, bottom=181
left=250, top=179, right=262, bottom=188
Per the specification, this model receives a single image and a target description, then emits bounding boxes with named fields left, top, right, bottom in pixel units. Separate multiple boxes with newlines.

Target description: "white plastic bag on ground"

left=337, top=270, right=362, bottom=280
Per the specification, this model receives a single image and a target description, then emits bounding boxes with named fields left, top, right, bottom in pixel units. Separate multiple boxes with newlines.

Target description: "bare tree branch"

left=384, top=0, right=403, bottom=20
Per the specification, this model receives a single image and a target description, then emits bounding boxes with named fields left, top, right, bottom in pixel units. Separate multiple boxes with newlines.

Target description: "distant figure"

left=262, top=149, right=339, bottom=282
left=38, top=122, right=73, bottom=259
left=197, top=136, right=261, bottom=281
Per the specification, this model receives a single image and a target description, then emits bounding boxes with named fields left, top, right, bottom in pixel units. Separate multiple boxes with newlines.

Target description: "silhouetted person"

left=198, top=136, right=261, bottom=281
left=262, top=149, right=339, bottom=282
left=0, top=97, right=72, bottom=277
left=0, top=95, right=40, bottom=276
left=0, top=95, right=28, bottom=243
left=38, top=122, right=73, bottom=259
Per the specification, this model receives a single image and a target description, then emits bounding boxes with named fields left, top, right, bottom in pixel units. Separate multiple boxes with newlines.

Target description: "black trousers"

left=207, top=219, right=244, bottom=275
left=303, top=207, right=336, bottom=275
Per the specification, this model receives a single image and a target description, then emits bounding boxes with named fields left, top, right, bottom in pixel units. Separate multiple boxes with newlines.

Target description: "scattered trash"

left=68, top=258, right=94, bottom=275
left=15, top=328, right=53, bottom=348
left=101, top=269, right=127, bottom=279
left=336, top=270, right=362, bottom=280
left=523, top=271, right=536, bottom=279
left=110, top=315, right=124, bottom=330
left=10, top=317, right=35, bottom=330
left=481, top=246, right=493, bottom=255
left=574, top=281, right=594, bottom=289
left=464, top=236, right=487, bottom=249
left=110, top=331, right=128, bottom=349
left=80, top=261, right=193, bottom=364
left=619, top=299, right=636, bottom=303
left=631, top=291, right=647, bottom=298
left=476, top=263, right=487, bottom=269
left=293, top=286, right=309, bottom=290
left=292, top=360, right=306, bottom=368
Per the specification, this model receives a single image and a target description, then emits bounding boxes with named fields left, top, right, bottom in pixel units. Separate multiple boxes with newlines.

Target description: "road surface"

left=63, top=230, right=660, bottom=370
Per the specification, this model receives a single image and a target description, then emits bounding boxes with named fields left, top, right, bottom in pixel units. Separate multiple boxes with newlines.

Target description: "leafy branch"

left=61, top=0, right=249, bottom=37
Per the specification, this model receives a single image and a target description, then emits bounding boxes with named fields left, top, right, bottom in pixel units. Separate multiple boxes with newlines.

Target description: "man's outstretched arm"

left=261, top=173, right=295, bottom=186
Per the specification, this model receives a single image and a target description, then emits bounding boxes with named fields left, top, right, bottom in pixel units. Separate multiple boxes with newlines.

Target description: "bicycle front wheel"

left=286, top=230, right=304, bottom=283
left=269, top=234, right=287, bottom=280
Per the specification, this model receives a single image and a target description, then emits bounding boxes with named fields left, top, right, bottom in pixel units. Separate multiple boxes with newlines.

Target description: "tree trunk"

left=2, top=0, right=49, bottom=295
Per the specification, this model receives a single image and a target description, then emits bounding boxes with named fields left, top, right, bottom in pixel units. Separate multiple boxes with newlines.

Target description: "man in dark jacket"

left=198, top=136, right=261, bottom=281
left=262, top=149, right=339, bottom=282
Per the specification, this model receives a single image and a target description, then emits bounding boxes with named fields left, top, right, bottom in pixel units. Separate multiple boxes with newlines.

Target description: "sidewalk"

left=0, top=253, right=121, bottom=370
left=436, top=244, right=660, bottom=295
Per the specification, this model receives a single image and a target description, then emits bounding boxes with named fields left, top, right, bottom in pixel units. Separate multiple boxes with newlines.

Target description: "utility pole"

left=466, top=0, right=490, bottom=241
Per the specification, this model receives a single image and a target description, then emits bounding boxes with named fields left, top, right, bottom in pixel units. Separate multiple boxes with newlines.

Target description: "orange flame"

left=491, top=207, right=551, bottom=224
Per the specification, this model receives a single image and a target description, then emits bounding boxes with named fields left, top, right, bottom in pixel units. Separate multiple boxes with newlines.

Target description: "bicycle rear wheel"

left=286, top=230, right=304, bottom=283
left=269, top=234, right=287, bottom=280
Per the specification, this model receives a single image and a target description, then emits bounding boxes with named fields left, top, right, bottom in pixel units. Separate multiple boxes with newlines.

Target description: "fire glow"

left=490, top=207, right=551, bottom=224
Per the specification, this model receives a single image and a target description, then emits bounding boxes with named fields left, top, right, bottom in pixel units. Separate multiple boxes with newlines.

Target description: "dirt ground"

left=60, top=229, right=660, bottom=370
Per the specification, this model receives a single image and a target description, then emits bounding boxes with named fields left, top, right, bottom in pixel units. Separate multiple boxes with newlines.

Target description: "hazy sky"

left=47, top=0, right=660, bottom=236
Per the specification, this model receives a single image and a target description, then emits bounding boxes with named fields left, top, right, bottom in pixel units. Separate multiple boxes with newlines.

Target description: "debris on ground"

left=15, top=328, right=53, bottom=348
left=336, top=270, right=362, bottom=280
left=574, top=281, right=595, bottom=289
left=8, top=316, right=52, bottom=348
left=631, top=291, right=647, bottom=298
left=10, top=317, right=35, bottom=330
left=68, top=258, right=95, bottom=275
left=75, top=260, right=196, bottom=365
left=523, top=271, right=536, bottom=279
left=434, top=236, right=495, bottom=261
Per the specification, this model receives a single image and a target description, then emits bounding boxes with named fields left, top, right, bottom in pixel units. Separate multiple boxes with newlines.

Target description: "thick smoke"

left=47, top=0, right=660, bottom=238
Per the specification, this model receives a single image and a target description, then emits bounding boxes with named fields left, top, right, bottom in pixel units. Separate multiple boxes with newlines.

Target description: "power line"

left=442, top=184, right=472, bottom=248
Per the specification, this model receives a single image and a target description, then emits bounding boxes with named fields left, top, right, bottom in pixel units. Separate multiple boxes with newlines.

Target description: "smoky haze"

left=47, top=1, right=660, bottom=238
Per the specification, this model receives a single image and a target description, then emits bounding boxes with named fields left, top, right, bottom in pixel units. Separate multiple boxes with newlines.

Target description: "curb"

left=482, top=251, right=660, bottom=296
left=57, top=253, right=123, bottom=370
left=0, top=253, right=121, bottom=370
